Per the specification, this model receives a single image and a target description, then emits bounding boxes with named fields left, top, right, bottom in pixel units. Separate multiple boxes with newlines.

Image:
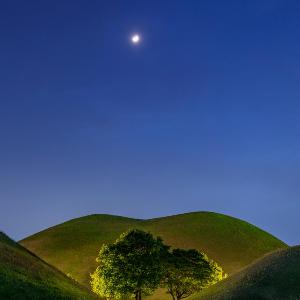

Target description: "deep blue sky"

left=1, top=0, right=300, bottom=244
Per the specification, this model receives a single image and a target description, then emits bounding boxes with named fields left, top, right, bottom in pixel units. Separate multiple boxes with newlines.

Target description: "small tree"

left=91, top=229, right=169, bottom=300
left=162, top=249, right=225, bottom=300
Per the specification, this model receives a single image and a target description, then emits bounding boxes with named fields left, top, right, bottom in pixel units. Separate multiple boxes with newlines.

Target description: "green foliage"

left=190, top=246, right=300, bottom=300
left=21, top=212, right=287, bottom=299
left=162, top=249, right=226, bottom=300
left=0, top=231, right=97, bottom=300
left=91, top=229, right=169, bottom=300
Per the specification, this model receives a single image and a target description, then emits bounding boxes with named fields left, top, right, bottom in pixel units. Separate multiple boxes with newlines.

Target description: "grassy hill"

left=191, top=246, right=300, bottom=300
left=20, top=212, right=287, bottom=299
left=0, top=232, right=97, bottom=300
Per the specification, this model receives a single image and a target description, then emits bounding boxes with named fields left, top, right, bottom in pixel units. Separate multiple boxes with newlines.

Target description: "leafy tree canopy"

left=161, top=248, right=226, bottom=300
left=91, top=229, right=169, bottom=300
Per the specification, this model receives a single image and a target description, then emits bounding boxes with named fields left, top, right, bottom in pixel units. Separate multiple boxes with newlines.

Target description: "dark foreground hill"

left=20, top=211, right=287, bottom=291
left=0, top=232, right=97, bottom=300
left=191, top=246, right=300, bottom=300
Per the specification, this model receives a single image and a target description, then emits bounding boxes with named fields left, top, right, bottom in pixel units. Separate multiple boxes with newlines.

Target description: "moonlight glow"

left=131, top=34, right=140, bottom=44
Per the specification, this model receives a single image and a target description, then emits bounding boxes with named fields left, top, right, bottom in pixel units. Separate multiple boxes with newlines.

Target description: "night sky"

left=1, top=0, right=300, bottom=244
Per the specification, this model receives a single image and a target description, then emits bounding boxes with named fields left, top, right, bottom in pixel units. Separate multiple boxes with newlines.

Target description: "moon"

left=131, top=34, right=141, bottom=44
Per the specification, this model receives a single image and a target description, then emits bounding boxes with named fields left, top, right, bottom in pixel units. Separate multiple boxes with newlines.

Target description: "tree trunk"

left=135, top=290, right=142, bottom=300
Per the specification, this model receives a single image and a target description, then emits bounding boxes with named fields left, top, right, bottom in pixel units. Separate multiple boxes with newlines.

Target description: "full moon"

left=131, top=34, right=140, bottom=44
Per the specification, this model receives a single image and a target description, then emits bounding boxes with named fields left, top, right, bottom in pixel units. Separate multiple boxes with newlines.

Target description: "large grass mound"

left=0, top=232, right=97, bottom=300
left=191, top=246, right=300, bottom=300
left=20, top=212, right=286, bottom=290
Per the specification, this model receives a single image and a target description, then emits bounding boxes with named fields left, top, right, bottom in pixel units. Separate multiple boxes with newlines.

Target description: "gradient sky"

left=1, top=0, right=300, bottom=244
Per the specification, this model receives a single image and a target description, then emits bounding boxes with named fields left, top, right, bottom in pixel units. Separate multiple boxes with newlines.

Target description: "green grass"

left=191, top=246, right=300, bottom=300
left=20, top=212, right=287, bottom=299
left=0, top=232, right=98, bottom=300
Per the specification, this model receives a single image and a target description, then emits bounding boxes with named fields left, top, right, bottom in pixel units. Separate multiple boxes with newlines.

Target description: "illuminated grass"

left=191, top=246, right=300, bottom=300
left=0, top=232, right=97, bottom=300
left=20, top=212, right=287, bottom=299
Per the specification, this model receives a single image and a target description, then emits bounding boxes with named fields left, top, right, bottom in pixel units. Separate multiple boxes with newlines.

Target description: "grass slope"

left=20, top=212, right=287, bottom=298
left=191, top=246, right=300, bottom=300
left=0, top=232, right=97, bottom=300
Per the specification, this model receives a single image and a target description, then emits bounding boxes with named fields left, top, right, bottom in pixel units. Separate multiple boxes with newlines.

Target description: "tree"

left=162, top=249, right=226, bottom=300
left=91, top=229, right=169, bottom=300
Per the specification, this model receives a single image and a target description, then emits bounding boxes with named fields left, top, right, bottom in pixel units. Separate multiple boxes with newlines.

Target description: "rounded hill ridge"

left=0, top=232, right=97, bottom=299
left=191, top=246, right=300, bottom=300
left=20, top=211, right=287, bottom=299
